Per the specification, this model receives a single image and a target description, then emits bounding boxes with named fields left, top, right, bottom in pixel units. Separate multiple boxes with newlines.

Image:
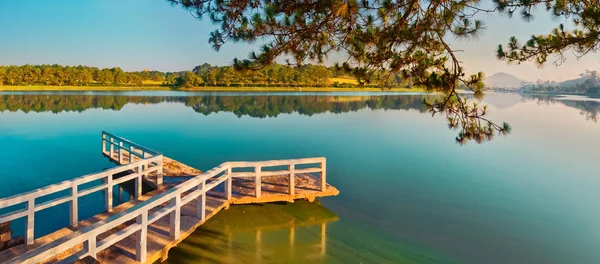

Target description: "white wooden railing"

left=0, top=132, right=163, bottom=246
left=102, top=131, right=164, bottom=186
left=7, top=155, right=326, bottom=263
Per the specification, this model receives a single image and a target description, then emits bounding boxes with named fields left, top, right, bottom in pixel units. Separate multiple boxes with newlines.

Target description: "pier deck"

left=0, top=132, right=339, bottom=263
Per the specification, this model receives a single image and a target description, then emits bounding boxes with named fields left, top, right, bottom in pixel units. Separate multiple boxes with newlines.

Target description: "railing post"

left=136, top=211, right=148, bottom=262
left=105, top=174, right=113, bottom=212
left=109, top=137, right=114, bottom=158
left=101, top=133, right=107, bottom=154
left=129, top=146, right=134, bottom=163
left=289, top=164, right=295, bottom=195
left=70, top=185, right=78, bottom=227
left=197, top=180, right=206, bottom=221
left=255, top=166, right=261, bottom=198
left=157, top=157, right=164, bottom=186
left=135, top=165, right=143, bottom=198
left=320, top=159, right=327, bottom=191
left=118, top=142, right=123, bottom=164
left=84, top=236, right=97, bottom=260
left=170, top=195, right=181, bottom=239
left=225, top=166, right=232, bottom=200
left=25, top=199, right=34, bottom=245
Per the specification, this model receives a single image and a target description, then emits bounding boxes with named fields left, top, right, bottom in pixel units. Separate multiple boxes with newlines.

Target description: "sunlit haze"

left=0, top=0, right=598, bottom=82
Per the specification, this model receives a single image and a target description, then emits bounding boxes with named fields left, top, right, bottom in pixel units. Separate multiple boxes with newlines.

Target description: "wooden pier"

left=0, top=132, right=339, bottom=263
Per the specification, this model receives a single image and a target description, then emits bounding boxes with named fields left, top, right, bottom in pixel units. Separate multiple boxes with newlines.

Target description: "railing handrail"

left=7, top=157, right=326, bottom=264
left=0, top=156, right=161, bottom=209
left=8, top=163, right=231, bottom=264
left=0, top=132, right=162, bottom=209
left=225, top=157, right=326, bottom=167
left=102, top=131, right=161, bottom=156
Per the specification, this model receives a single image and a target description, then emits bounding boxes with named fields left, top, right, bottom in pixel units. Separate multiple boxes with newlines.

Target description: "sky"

left=0, top=0, right=599, bottom=82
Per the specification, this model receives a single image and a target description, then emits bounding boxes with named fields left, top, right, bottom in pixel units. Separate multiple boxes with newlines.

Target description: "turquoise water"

left=1, top=92, right=599, bottom=263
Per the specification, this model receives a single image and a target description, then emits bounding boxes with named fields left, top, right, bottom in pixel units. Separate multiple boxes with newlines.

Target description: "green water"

left=1, top=92, right=599, bottom=263
left=166, top=200, right=442, bottom=264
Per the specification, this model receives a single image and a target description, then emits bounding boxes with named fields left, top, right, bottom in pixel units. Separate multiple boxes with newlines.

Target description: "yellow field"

left=142, top=80, right=164, bottom=85
left=329, top=76, right=359, bottom=85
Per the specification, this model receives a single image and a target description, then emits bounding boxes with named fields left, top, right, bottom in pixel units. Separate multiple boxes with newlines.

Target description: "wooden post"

left=109, top=138, right=114, bottom=158
left=170, top=196, right=181, bottom=239
left=197, top=181, right=206, bottom=221
left=136, top=211, right=148, bottom=262
left=129, top=145, right=133, bottom=164
left=25, top=199, right=34, bottom=245
left=105, top=174, right=113, bottom=212
left=156, top=158, right=164, bottom=186
left=320, top=159, right=327, bottom=192
left=118, top=142, right=123, bottom=164
left=101, top=133, right=107, bottom=154
left=255, top=166, right=261, bottom=198
left=289, top=164, right=295, bottom=195
left=225, top=167, right=232, bottom=200
left=70, top=185, right=78, bottom=227
left=84, top=236, right=97, bottom=260
left=135, top=165, right=142, bottom=198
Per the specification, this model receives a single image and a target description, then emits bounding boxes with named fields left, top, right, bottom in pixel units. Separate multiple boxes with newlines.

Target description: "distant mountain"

left=484, top=72, right=531, bottom=90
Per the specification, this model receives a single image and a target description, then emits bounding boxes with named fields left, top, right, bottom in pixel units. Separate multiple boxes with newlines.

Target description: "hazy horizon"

left=1, top=0, right=599, bottom=82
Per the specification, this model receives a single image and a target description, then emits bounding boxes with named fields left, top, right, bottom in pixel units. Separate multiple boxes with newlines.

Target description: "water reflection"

left=0, top=94, right=429, bottom=116
left=165, top=200, right=338, bottom=263
left=2, top=93, right=600, bottom=124
left=522, top=93, right=600, bottom=122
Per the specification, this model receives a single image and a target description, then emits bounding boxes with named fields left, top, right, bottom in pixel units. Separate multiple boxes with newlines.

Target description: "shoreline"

left=0, top=85, right=426, bottom=93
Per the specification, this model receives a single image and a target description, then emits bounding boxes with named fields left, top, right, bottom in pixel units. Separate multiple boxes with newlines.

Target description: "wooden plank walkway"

left=0, top=132, right=339, bottom=263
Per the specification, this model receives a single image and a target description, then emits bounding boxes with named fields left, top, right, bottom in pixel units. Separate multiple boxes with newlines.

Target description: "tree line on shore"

left=523, top=70, right=600, bottom=94
left=0, top=63, right=410, bottom=88
left=0, top=64, right=164, bottom=86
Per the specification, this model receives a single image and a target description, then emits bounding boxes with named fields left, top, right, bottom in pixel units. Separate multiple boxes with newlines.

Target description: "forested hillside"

left=523, top=70, right=600, bottom=94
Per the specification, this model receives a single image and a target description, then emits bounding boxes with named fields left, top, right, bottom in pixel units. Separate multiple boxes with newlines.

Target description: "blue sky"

left=0, top=0, right=598, bottom=82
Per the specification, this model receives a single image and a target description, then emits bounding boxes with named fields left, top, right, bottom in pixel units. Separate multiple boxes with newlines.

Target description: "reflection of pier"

left=0, top=132, right=339, bottom=263
left=255, top=221, right=328, bottom=261
left=169, top=200, right=339, bottom=263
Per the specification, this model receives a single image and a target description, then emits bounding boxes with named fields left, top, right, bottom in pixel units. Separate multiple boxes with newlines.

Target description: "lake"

left=1, top=91, right=599, bottom=264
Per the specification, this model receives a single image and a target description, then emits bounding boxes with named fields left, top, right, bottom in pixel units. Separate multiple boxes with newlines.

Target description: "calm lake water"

left=1, top=91, right=599, bottom=263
